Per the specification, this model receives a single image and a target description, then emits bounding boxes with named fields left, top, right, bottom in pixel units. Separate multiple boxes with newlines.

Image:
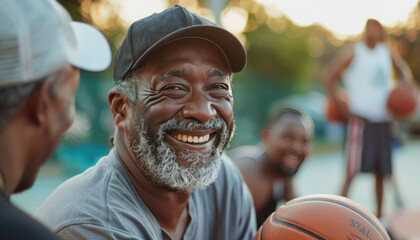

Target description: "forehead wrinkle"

left=207, top=68, right=228, bottom=77
left=158, top=69, right=189, bottom=82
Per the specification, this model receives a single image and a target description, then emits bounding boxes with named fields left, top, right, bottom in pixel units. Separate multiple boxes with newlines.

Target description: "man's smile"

left=282, top=153, right=302, bottom=170
left=165, top=130, right=216, bottom=151
left=176, top=133, right=210, bottom=143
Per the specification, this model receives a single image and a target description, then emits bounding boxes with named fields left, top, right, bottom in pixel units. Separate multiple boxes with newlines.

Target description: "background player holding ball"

left=323, top=19, right=416, bottom=218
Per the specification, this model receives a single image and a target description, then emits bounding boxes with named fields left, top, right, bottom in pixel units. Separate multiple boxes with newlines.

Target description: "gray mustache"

left=159, top=118, right=225, bottom=132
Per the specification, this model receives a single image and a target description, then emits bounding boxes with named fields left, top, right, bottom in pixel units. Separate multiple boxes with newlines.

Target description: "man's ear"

left=21, top=82, right=49, bottom=128
left=108, top=90, right=131, bottom=129
left=262, top=129, right=271, bottom=146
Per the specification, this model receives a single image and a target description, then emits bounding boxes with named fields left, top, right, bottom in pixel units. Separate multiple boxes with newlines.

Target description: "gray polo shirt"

left=35, top=149, right=256, bottom=240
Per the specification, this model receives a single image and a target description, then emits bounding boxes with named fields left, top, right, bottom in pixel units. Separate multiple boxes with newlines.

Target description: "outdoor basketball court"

left=295, top=139, right=420, bottom=239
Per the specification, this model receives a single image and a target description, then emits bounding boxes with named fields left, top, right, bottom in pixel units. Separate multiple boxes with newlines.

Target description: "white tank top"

left=342, top=41, right=392, bottom=122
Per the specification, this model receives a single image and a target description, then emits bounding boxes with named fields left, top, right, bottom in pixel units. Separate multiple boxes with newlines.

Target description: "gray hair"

left=111, top=71, right=141, bottom=105
left=0, top=81, right=41, bottom=132
left=109, top=71, right=141, bottom=146
left=0, top=69, right=66, bottom=132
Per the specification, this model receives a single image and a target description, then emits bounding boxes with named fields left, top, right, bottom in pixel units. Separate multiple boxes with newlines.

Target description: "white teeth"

left=176, top=134, right=211, bottom=143
left=286, top=154, right=298, bottom=160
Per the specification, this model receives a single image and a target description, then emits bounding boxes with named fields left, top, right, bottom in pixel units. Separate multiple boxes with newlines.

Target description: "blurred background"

left=12, top=0, right=420, bottom=237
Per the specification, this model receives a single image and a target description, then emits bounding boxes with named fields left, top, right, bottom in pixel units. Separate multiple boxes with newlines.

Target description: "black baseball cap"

left=113, top=5, right=247, bottom=81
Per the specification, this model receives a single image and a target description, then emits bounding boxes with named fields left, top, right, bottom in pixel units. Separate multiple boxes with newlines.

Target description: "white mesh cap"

left=0, top=0, right=111, bottom=87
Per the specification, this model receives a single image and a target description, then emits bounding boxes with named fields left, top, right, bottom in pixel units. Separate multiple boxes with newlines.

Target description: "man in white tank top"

left=323, top=19, right=414, bottom=218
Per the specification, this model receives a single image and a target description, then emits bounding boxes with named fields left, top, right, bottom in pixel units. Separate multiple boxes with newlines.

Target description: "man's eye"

left=281, top=134, right=293, bottom=140
left=208, top=84, right=230, bottom=98
left=212, top=84, right=228, bottom=90
left=162, top=85, right=187, bottom=98
left=166, top=86, right=182, bottom=90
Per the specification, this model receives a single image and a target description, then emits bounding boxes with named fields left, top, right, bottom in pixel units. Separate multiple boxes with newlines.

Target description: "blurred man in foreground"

left=36, top=5, right=256, bottom=240
left=231, top=107, right=314, bottom=227
left=0, top=0, right=111, bottom=239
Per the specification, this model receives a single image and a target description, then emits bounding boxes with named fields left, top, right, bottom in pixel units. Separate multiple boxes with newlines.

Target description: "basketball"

left=254, top=194, right=390, bottom=240
left=326, top=93, right=348, bottom=123
left=387, top=83, right=418, bottom=119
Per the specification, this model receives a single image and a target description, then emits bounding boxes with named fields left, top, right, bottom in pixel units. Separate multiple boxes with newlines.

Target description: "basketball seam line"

left=260, top=225, right=264, bottom=240
left=271, top=218, right=327, bottom=240
left=286, top=199, right=387, bottom=239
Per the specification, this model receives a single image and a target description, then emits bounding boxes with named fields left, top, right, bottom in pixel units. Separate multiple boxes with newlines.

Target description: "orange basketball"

left=254, top=194, right=390, bottom=240
left=326, top=93, right=348, bottom=123
left=387, top=83, right=418, bottom=119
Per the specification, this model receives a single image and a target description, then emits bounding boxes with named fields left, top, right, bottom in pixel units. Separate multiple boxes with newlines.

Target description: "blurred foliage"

left=58, top=0, right=82, bottom=20
left=389, top=1, right=420, bottom=85
left=58, top=0, right=420, bottom=154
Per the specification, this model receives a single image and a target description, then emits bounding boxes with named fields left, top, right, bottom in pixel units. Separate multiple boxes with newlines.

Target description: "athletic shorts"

left=345, top=118, right=392, bottom=177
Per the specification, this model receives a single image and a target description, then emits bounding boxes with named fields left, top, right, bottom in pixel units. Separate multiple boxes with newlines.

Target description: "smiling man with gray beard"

left=35, top=5, right=256, bottom=240
left=132, top=117, right=230, bottom=193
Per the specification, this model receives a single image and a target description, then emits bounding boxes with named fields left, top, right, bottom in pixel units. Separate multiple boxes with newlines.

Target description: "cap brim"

left=131, top=25, right=246, bottom=73
left=70, top=22, right=111, bottom=72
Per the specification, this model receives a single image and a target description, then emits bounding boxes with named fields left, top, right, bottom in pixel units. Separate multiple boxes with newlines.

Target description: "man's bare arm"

left=389, top=46, right=414, bottom=84
left=322, top=45, right=355, bottom=118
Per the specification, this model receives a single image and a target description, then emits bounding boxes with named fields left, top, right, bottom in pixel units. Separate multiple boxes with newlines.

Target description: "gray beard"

left=131, top=117, right=232, bottom=193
